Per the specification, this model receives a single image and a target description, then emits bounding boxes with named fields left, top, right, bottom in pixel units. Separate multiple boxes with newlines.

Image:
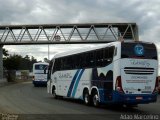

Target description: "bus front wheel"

left=52, top=88, right=57, bottom=99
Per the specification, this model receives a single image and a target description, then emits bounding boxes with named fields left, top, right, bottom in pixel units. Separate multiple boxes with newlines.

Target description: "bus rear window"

left=35, top=65, right=48, bottom=70
left=121, top=43, right=157, bottom=60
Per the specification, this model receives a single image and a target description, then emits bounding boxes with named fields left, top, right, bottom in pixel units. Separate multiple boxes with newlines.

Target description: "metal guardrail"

left=0, top=23, right=138, bottom=45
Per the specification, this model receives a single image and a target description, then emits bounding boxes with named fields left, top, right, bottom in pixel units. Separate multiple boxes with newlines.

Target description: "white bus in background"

left=32, top=62, right=49, bottom=87
left=47, top=41, right=159, bottom=107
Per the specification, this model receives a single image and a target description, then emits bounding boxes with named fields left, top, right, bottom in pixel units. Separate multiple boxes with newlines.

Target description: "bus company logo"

left=134, top=44, right=144, bottom=56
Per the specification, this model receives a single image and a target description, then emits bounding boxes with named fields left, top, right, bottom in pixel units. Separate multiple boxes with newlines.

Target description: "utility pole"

left=48, top=44, right=50, bottom=60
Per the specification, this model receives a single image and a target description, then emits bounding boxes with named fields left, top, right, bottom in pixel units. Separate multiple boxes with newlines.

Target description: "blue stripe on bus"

left=67, top=69, right=81, bottom=97
left=71, top=69, right=85, bottom=97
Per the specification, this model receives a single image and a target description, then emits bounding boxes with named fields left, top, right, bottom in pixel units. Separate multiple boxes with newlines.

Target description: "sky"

left=0, top=0, right=160, bottom=61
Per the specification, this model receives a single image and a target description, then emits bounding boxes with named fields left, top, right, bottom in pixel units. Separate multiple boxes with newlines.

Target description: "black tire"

left=83, top=90, right=90, bottom=105
left=92, top=91, right=99, bottom=107
left=52, top=88, right=57, bottom=99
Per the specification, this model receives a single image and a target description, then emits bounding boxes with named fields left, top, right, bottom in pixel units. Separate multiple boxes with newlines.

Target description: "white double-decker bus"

left=32, top=62, right=49, bottom=87
left=47, top=41, right=158, bottom=107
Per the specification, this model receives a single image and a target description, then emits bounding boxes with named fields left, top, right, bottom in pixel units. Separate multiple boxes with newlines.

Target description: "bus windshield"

left=121, top=42, right=157, bottom=60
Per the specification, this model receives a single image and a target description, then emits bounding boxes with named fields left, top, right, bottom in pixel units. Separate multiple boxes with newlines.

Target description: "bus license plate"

left=136, top=97, right=143, bottom=100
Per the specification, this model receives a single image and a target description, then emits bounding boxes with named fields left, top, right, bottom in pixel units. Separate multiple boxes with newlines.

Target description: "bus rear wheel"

left=83, top=90, right=90, bottom=105
left=92, top=91, right=99, bottom=107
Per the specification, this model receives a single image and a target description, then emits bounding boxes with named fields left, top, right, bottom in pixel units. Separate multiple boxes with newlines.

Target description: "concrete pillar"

left=0, top=45, right=3, bottom=80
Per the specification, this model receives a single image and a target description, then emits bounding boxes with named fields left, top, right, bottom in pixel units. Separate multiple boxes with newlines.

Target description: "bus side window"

left=73, top=55, right=79, bottom=69
left=102, top=46, right=114, bottom=66
left=77, top=54, right=81, bottom=69
left=109, top=46, right=115, bottom=61
left=60, top=58, right=64, bottom=70
left=52, top=59, right=60, bottom=74
left=83, top=53, right=88, bottom=68
left=85, top=52, right=89, bottom=68
left=67, top=56, right=73, bottom=70
left=86, top=51, right=95, bottom=68
left=89, top=51, right=95, bottom=67
left=104, top=47, right=109, bottom=65
left=62, top=58, right=67, bottom=70
left=66, top=56, right=73, bottom=70
left=62, top=55, right=77, bottom=70
left=71, top=55, right=75, bottom=69
left=96, top=49, right=104, bottom=67
left=79, top=53, right=85, bottom=69
left=79, top=53, right=85, bottom=68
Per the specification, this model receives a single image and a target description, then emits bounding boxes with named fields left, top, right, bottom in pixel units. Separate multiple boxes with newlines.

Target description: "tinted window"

left=52, top=46, right=115, bottom=72
left=53, top=59, right=61, bottom=73
left=121, top=43, right=157, bottom=59
left=35, top=64, right=48, bottom=70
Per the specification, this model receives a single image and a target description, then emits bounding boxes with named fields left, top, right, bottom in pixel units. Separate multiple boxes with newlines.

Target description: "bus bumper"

left=111, top=91, right=158, bottom=105
left=33, top=81, right=47, bottom=86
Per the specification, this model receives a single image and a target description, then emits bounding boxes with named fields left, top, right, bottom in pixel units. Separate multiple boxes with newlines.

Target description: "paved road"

left=0, top=82, right=160, bottom=120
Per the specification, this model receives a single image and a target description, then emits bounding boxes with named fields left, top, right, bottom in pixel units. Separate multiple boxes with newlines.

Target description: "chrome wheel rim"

left=93, top=94, right=99, bottom=106
left=84, top=94, right=89, bottom=104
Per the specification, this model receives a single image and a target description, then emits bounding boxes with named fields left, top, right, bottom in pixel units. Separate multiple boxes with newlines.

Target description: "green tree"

left=3, top=54, right=22, bottom=70
left=3, top=54, right=38, bottom=71
left=3, top=48, right=9, bottom=57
